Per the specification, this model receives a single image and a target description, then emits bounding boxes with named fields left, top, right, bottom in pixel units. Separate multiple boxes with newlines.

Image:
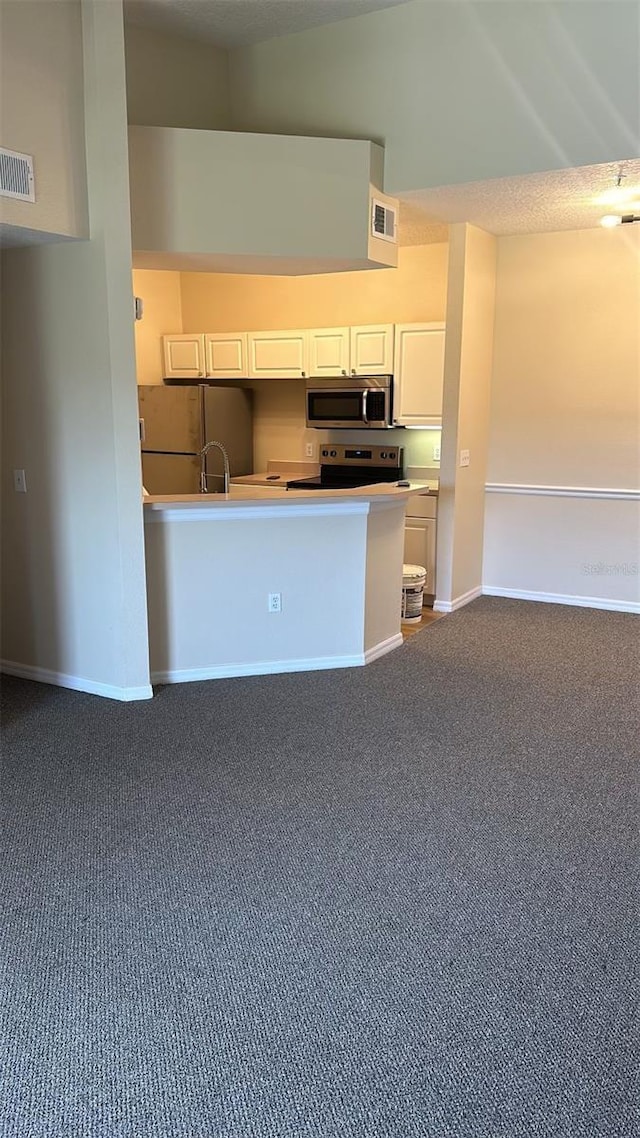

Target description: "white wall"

left=0, top=0, right=151, bottom=700
left=228, top=0, right=639, bottom=192
left=144, top=499, right=404, bottom=680
left=124, top=23, right=230, bottom=130
left=483, top=226, right=640, bottom=612
left=436, top=224, right=497, bottom=611
left=128, top=127, right=392, bottom=272
left=0, top=0, right=88, bottom=240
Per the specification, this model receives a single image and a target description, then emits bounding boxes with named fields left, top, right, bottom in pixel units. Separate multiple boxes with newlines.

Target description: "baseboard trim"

left=482, top=586, right=640, bottom=615
left=433, top=586, right=482, bottom=614
left=152, top=652, right=369, bottom=684
left=364, top=633, right=404, bottom=663
left=0, top=660, right=154, bottom=701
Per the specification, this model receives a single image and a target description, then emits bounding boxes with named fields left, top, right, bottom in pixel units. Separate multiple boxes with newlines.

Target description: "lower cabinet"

left=404, top=494, right=437, bottom=600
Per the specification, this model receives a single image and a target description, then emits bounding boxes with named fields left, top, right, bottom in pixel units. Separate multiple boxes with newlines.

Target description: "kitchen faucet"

left=199, top=440, right=230, bottom=494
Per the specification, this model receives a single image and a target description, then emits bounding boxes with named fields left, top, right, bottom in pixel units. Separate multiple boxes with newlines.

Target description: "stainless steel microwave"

left=305, top=376, right=393, bottom=429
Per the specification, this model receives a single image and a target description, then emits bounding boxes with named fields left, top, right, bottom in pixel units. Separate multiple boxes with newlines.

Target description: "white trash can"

left=401, top=564, right=426, bottom=623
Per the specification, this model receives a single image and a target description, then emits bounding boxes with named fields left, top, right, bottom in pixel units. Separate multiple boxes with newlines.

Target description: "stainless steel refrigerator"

left=138, top=384, right=253, bottom=494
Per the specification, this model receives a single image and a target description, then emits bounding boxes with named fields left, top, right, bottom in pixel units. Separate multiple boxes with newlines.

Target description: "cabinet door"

left=308, top=327, right=350, bottom=376
left=162, top=334, right=205, bottom=379
left=248, top=330, right=309, bottom=379
left=403, top=517, right=437, bottom=598
left=393, top=323, right=445, bottom=426
left=204, top=333, right=248, bottom=378
left=350, top=324, right=394, bottom=375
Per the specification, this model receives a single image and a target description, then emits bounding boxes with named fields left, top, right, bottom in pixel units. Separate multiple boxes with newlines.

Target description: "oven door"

left=305, top=377, right=392, bottom=429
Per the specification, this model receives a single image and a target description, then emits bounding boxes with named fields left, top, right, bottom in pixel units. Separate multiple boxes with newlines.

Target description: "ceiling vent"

left=371, top=197, right=397, bottom=244
left=0, top=147, right=35, bottom=202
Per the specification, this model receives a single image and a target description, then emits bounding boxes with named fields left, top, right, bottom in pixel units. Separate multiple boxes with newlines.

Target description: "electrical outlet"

left=13, top=468, right=27, bottom=493
left=268, top=592, right=282, bottom=613
left=433, top=445, right=441, bottom=462
left=305, top=442, right=315, bottom=459
left=459, top=449, right=470, bottom=467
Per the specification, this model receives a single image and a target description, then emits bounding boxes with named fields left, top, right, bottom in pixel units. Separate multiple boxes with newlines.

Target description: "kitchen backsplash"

left=250, top=378, right=440, bottom=472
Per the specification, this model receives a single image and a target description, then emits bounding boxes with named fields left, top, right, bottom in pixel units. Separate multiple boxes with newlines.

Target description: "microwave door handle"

left=362, top=389, right=368, bottom=423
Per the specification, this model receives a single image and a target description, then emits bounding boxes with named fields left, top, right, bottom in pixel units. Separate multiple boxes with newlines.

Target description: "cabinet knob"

left=351, top=369, right=356, bottom=376
left=198, top=371, right=203, bottom=377
left=341, top=369, right=347, bottom=376
left=301, top=371, right=306, bottom=377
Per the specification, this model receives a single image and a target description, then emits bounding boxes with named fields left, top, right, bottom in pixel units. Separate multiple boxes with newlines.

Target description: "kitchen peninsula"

left=143, top=482, right=434, bottom=684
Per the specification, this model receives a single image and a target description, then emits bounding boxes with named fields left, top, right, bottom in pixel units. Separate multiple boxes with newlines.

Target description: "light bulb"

left=600, top=214, right=622, bottom=228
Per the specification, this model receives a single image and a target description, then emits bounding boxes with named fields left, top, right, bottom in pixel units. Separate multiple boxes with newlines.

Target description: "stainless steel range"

left=287, top=443, right=405, bottom=490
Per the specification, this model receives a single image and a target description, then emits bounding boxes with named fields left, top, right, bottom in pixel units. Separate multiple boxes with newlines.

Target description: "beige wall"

left=180, top=244, right=448, bottom=468
left=483, top=226, right=640, bottom=610
left=228, top=1, right=639, bottom=192
left=488, top=228, right=640, bottom=488
left=436, top=224, right=497, bottom=610
left=124, top=23, right=230, bottom=129
left=132, top=268, right=183, bottom=384
left=131, top=247, right=447, bottom=468
left=0, top=0, right=88, bottom=239
left=180, top=244, right=448, bottom=330
left=1, top=0, right=151, bottom=699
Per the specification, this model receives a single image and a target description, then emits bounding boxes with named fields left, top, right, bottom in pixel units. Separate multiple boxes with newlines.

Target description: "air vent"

left=0, top=147, right=35, bottom=202
left=371, top=197, right=397, bottom=244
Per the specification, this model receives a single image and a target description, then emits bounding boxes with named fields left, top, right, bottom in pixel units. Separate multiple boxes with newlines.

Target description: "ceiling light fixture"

left=597, top=165, right=640, bottom=226
left=600, top=213, right=640, bottom=228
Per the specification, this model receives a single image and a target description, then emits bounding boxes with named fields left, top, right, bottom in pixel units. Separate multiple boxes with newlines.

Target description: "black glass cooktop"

left=287, top=475, right=400, bottom=491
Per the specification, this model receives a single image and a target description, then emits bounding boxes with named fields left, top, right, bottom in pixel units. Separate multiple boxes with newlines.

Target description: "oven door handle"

left=362, top=389, right=368, bottom=423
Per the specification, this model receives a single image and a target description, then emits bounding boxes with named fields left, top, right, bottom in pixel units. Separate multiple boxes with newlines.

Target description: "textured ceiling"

left=397, top=160, right=640, bottom=244
left=123, top=0, right=411, bottom=48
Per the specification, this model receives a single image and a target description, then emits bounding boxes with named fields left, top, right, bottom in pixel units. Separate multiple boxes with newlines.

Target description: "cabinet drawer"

left=406, top=493, right=437, bottom=520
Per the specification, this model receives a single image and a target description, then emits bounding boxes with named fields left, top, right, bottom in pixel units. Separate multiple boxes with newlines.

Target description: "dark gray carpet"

left=1, top=597, right=638, bottom=1138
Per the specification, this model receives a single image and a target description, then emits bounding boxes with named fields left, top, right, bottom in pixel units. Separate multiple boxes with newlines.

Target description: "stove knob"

left=381, top=451, right=387, bottom=459
left=389, top=451, right=396, bottom=460
left=330, top=450, right=337, bottom=457
left=322, top=449, right=329, bottom=457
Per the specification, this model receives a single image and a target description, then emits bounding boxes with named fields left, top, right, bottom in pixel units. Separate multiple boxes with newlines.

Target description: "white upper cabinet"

left=393, top=322, right=445, bottom=426
left=308, top=327, right=350, bottom=377
left=350, top=324, right=394, bottom=375
left=163, top=333, right=248, bottom=379
left=248, top=330, right=309, bottom=379
left=309, top=324, right=393, bottom=376
left=163, top=334, right=206, bottom=379
left=204, top=333, right=248, bottom=379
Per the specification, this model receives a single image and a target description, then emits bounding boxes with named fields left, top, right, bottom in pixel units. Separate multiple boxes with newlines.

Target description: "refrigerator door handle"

left=139, top=418, right=146, bottom=442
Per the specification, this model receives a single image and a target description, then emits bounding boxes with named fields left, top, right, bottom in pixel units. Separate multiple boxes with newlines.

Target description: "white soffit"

left=398, top=159, right=640, bottom=243
left=123, top=0, right=412, bottom=48
left=133, top=250, right=399, bottom=275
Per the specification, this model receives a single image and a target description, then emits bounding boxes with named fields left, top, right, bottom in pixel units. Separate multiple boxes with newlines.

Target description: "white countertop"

left=143, top=480, right=437, bottom=510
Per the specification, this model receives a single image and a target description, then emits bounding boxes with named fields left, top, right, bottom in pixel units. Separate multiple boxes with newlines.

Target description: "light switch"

left=13, top=468, right=27, bottom=493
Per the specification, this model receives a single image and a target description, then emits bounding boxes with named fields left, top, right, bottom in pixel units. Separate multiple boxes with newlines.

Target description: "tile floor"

left=401, top=607, right=443, bottom=641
